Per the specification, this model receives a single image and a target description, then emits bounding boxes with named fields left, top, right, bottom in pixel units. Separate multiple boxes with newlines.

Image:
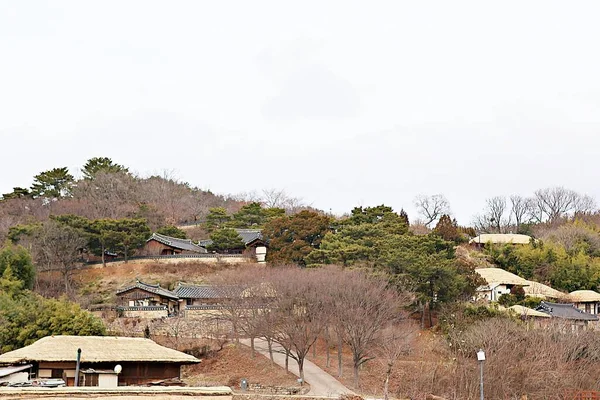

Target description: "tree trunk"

left=383, top=363, right=392, bottom=400
left=337, top=332, right=343, bottom=378
left=325, top=327, right=331, bottom=368
left=420, top=301, right=425, bottom=329
left=298, top=358, right=305, bottom=385
left=250, top=336, right=255, bottom=359
left=312, top=341, right=317, bottom=358
left=285, top=349, right=289, bottom=372
left=101, top=242, right=106, bottom=268
left=353, top=361, right=360, bottom=389
left=63, top=268, right=70, bottom=294
left=428, top=301, right=433, bottom=328
left=124, top=245, right=129, bottom=263
left=267, top=338, right=274, bottom=365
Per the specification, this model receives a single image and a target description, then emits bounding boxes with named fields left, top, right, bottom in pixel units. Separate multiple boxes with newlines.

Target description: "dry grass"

left=181, top=344, right=302, bottom=390
left=306, top=331, right=449, bottom=398
left=72, top=261, right=249, bottom=305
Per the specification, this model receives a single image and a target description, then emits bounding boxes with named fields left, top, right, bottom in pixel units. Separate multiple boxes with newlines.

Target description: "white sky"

left=1, top=1, right=599, bottom=223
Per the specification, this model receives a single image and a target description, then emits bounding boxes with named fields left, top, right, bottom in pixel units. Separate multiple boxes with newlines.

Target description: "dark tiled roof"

left=116, top=280, right=179, bottom=300
left=199, top=229, right=264, bottom=248
left=147, top=233, right=207, bottom=253
left=175, top=285, right=222, bottom=299
left=535, top=301, right=599, bottom=321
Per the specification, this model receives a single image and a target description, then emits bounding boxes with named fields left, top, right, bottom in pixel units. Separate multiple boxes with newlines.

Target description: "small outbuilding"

left=0, top=364, right=32, bottom=385
left=144, top=233, right=208, bottom=256
left=0, top=336, right=199, bottom=387
left=568, top=290, right=600, bottom=315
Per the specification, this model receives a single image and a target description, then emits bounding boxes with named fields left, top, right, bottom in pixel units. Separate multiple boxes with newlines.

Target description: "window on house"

left=51, top=369, right=64, bottom=379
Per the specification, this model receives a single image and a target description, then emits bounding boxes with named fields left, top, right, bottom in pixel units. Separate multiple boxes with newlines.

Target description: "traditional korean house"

left=144, top=233, right=207, bottom=256
left=0, top=336, right=199, bottom=387
left=535, top=301, right=599, bottom=331
left=469, top=234, right=534, bottom=248
left=175, top=284, right=226, bottom=306
left=199, top=229, right=267, bottom=261
left=568, top=290, right=600, bottom=315
left=475, top=268, right=530, bottom=302
left=116, top=280, right=180, bottom=316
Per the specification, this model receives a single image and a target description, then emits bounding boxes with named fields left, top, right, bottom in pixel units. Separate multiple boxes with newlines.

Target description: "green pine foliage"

left=81, top=157, right=129, bottom=179
left=156, top=225, right=187, bottom=239
left=207, top=228, right=245, bottom=252
left=30, top=167, right=74, bottom=198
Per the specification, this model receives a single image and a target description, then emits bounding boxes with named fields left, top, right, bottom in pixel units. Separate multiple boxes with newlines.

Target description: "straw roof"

left=569, top=290, right=600, bottom=303
left=475, top=268, right=530, bottom=286
left=469, top=234, right=533, bottom=245
left=507, top=305, right=551, bottom=318
left=0, top=336, right=200, bottom=364
left=523, top=281, right=566, bottom=300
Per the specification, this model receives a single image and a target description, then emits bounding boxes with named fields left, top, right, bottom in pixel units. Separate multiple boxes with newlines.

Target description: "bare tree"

left=261, top=188, right=307, bottom=214
left=334, top=269, right=407, bottom=388
left=377, top=320, right=419, bottom=400
left=473, top=196, right=511, bottom=233
left=532, top=187, right=597, bottom=222
left=33, top=220, right=87, bottom=294
left=509, top=195, right=532, bottom=230
left=414, top=194, right=450, bottom=227
left=269, top=267, right=327, bottom=384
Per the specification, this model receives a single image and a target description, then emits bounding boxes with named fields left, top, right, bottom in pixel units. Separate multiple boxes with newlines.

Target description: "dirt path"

left=241, top=339, right=354, bottom=397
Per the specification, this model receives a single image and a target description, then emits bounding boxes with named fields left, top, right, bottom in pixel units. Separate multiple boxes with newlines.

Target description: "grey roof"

left=176, top=284, right=222, bottom=299
left=0, top=364, right=32, bottom=378
left=199, top=229, right=264, bottom=248
left=535, top=301, right=599, bottom=321
left=116, top=280, right=179, bottom=300
left=147, top=233, right=207, bottom=253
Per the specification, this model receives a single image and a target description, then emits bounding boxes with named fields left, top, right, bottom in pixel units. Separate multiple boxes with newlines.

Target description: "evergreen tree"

left=203, top=207, right=231, bottom=232
left=433, top=214, right=462, bottom=243
left=30, top=167, right=74, bottom=198
left=207, top=228, right=245, bottom=252
left=262, top=210, right=332, bottom=265
left=2, top=187, right=31, bottom=200
left=82, top=157, right=129, bottom=179
left=156, top=225, right=187, bottom=239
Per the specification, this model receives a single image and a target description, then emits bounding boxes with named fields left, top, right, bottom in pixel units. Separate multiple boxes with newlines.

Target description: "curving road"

left=241, top=339, right=354, bottom=397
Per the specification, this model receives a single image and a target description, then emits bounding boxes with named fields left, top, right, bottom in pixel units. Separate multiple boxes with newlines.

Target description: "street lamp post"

left=477, top=349, right=486, bottom=400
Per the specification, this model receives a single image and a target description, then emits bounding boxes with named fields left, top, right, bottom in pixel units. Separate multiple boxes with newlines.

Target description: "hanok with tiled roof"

left=116, top=280, right=180, bottom=315
left=536, top=301, right=598, bottom=331
left=175, top=284, right=226, bottom=306
left=199, top=229, right=265, bottom=249
left=199, top=229, right=267, bottom=262
left=144, top=232, right=207, bottom=256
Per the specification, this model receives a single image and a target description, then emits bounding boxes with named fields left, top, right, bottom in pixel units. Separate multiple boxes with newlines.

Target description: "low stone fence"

left=245, top=383, right=304, bottom=396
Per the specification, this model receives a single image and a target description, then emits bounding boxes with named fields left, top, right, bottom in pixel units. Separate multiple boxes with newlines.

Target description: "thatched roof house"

left=469, top=234, right=533, bottom=246
left=569, top=290, right=600, bottom=315
left=523, top=281, right=566, bottom=300
left=507, top=305, right=551, bottom=319
left=0, top=336, right=199, bottom=387
left=476, top=268, right=530, bottom=286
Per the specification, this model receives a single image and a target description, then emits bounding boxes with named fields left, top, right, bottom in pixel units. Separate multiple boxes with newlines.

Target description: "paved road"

left=241, top=339, right=354, bottom=397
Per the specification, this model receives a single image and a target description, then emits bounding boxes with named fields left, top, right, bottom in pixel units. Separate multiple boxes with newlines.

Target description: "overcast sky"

left=1, top=1, right=599, bottom=223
